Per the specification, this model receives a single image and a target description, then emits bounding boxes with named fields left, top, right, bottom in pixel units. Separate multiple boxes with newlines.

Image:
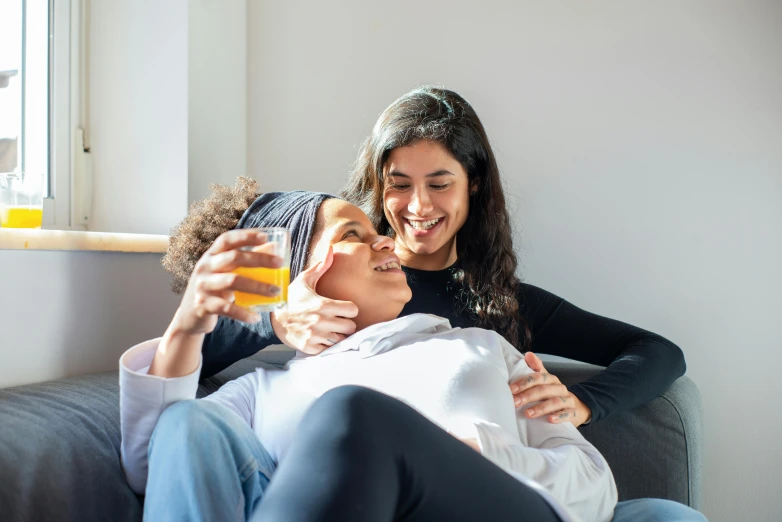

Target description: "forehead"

left=318, top=199, right=374, bottom=232
left=385, top=140, right=467, bottom=178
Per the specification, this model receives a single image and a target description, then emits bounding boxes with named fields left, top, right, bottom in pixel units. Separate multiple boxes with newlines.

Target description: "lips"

left=404, top=217, right=444, bottom=236
left=406, top=217, right=441, bottom=230
left=374, top=261, right=401, bottom=272
left=374, top=255, right=403, bottom=273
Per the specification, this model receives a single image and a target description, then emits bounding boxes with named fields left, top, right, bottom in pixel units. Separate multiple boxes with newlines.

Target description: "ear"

left=470, top=180, right=479, bottom=195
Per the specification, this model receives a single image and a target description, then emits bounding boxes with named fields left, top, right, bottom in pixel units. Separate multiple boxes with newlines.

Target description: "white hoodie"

left=120, top=314, right=617, bottom=522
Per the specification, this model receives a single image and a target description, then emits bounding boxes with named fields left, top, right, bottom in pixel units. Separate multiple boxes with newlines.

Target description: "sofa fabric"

left=0, top=352, right=702, bottom=522
left=552, top=362, right=703, bottom=509
left=0, top=372, right=142, bottom=522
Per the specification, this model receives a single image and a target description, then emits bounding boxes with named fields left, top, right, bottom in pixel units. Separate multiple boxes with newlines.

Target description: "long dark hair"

left=342, top=86, right=531, bottom=350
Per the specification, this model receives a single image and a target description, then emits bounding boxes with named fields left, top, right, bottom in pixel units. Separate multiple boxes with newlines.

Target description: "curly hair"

left=342, top=86, right=531, bottom=350
left=162, top=176, right=259, bottom=294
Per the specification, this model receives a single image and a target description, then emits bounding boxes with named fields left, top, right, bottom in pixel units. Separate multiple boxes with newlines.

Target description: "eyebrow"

left=388, top=170, right=455, bottom=179
left=337, top=220, right=362, bottom=229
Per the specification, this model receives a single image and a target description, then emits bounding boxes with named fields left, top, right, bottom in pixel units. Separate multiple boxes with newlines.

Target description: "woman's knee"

left=613, top=498, right=708, bottom=522
left=303, top=386, right=397, bottom=440
left=149, top=400, right=225, bottom=457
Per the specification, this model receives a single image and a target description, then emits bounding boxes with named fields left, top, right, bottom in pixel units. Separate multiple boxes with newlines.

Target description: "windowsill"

left=0, top=228, right=168, bottom=253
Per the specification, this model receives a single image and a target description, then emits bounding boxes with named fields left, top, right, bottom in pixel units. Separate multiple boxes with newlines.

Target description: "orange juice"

left=232, top=266, right=290, bottom=310
left=0, top=206, right=43, bottom=228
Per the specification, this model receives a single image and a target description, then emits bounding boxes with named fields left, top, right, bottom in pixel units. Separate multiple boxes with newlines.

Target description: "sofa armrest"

left=548, top=361, right=703, bottom=510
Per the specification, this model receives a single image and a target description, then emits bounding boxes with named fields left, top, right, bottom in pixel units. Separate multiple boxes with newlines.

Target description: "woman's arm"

left=201, top=245, right=359, bottom=379
left=121, top=229, right=282, bottom=492
left=120, top=339, right=203, bottom=494
left=152, top=229, right=282, bottom=378
left=120, top=340, right=261, bottom=494
left=517, top=284, right=686, bottom=422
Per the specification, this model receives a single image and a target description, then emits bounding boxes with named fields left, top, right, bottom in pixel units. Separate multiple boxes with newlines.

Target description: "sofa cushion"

left=550, top=361, right=703, bottom=509
left=0, top=355, right=285, bottom=522
left=0, top=372, right=141, bottom=522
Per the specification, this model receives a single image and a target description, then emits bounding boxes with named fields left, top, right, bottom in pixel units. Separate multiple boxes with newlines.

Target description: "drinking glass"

left=0, top=172, right=44, bottom=228
left=231, top=227, right=291, bottom=313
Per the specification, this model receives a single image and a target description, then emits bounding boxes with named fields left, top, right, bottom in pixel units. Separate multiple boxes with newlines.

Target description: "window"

left=0, top=0, right=50, bottom=193
left=1, top=0, right=80, bottom=229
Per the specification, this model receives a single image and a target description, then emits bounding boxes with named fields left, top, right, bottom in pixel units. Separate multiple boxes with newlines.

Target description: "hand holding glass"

left=232, top=227, right=290, bottom=313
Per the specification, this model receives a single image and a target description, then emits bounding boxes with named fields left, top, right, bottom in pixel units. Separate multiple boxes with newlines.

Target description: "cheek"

left=315, top=251, right=366, bottom=301
left=384, top=196, right=403, bottom=219
left=443, top=190, right=470, bottom=220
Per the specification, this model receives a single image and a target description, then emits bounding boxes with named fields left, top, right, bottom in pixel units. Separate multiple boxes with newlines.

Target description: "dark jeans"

left=252, top=385, right=563, bottom=522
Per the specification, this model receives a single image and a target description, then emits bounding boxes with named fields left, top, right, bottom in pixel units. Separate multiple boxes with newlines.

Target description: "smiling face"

left=382, top=140, right=474, bottom=271
left=308, top=199, right=412, bottom=331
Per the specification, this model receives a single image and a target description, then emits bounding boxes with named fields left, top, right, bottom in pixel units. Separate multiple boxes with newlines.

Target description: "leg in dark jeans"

left=253, top=385, right=563, bottom=522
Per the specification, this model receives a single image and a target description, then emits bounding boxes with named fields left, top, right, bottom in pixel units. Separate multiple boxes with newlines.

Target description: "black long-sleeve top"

left=201, top=265, right=686, bottom=422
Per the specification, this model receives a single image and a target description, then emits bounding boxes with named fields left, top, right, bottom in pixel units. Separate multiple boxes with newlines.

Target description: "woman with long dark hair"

left=191, top=87, right=706, bottom=521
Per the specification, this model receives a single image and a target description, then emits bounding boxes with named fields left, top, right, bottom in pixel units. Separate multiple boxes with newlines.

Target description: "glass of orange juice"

left=232, top=227, right=291, bottom=313
left=0, top=172, right=44, bottom=228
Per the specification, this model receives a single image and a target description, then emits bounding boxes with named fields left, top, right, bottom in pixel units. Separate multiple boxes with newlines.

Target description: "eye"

left=340, top=229, right=360, bottom=241
left=386, top=181, right=410, bottom=191
left=430, top=183, right=450, bottom=190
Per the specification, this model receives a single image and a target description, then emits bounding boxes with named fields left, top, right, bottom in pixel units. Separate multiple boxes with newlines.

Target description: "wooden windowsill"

left=0, top=228, right=168, bottom=253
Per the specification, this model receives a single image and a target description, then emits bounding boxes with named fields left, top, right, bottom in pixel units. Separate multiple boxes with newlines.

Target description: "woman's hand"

left=173, top=229, right=283, bottom=335
left=150, top=229, right=283, bottom=378
left=510, top=352, right=592, bottom=427
left=271, top=245, right=359, bottom=355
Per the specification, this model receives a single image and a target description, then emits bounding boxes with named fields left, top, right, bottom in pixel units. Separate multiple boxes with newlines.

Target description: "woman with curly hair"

left=124, top=191, right=618, bottom=521
left=166, top=87, right=706, bottom=521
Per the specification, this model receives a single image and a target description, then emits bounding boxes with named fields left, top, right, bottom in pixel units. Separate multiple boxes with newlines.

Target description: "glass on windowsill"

left=0, top=172, right=44, bottom=228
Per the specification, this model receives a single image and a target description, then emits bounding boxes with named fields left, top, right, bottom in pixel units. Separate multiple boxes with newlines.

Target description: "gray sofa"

left=0, top=351, right=702, bottom=521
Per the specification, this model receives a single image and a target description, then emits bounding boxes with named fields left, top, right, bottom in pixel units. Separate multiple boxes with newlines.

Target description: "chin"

left=404, top=241, right=441, bottom=256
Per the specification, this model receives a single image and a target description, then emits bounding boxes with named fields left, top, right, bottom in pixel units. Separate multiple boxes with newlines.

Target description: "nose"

left=408, top=188, right=433, bottom=216
left=371, top=234, right=395, bottom=252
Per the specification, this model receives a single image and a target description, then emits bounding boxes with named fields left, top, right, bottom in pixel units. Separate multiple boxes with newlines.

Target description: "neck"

left=395, top=237, right=457, bottom=271
left=353, top=308, right=403, bottom=332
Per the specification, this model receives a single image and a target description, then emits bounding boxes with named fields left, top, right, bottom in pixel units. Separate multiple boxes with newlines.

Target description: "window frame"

left=41, top=0, right=69, bottom=229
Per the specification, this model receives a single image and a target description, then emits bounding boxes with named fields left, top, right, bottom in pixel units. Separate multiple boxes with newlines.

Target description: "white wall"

left=0, top=249, right=180, bottom=388
left=246, top=1, right=782, bottom=521
left=188, top=0, right=247, bottom=205
left=89, top=0, right=188, bottom=234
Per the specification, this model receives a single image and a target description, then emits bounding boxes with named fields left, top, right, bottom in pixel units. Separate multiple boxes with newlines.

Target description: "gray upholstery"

left=0, top=352, right=702, bottom=521
left=550, top=362, right=703, bottom=510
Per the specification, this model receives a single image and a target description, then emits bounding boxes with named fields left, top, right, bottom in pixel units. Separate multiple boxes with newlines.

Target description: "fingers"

left=298, top=338, right=340, bottom=356
left=510, top=371, right=561, bottom=395
left=296, top=315, right=357, bottom=354
left=300, top=244, right=334, bottom=290
left=202, top=247, right=283, bottom=274
left=317, top=318, right=358, bottom=337
left=196, top=273, right=281, bottom=297
left=208, top=229, right=271, bottom=255
left=523, top=395, right=577, bottom=420
left=297, top=316, right=358, bottom=354
left=548, top=409, right=578, bottom=423
left=512, top=383, right=568, bottom=408
left=524, top=351, right=548, bottom=374
left=195, top=296, right=260, bottom=324
left=318, top=299, right=360, bottom=319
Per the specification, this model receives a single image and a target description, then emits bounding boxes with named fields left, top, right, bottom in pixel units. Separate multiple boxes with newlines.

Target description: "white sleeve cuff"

left=119, top=338, right=202, bottom=494
left=119, top=338, right=202, bottom=404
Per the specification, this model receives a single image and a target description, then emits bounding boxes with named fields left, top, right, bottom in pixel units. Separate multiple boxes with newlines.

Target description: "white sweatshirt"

left=120, top=314, right=617, bottom=522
